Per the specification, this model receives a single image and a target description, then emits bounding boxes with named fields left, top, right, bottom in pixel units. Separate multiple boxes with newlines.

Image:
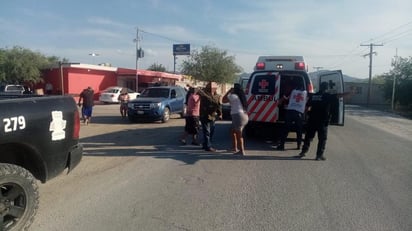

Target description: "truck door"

left=246, top=72, right=281, bottom=123
left=169, top=89, right=179, bottom=112
left=318, top=70, right=345, bottom=126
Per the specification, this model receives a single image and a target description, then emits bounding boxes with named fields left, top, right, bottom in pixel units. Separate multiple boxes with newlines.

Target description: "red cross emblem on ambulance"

left=259, top=79, right=269, bottom=89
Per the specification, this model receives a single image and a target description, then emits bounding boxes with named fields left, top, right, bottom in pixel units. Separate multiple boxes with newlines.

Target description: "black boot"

left=295, top=147, right=308, bottom=158
left=315, top=155, right=326, bottom=161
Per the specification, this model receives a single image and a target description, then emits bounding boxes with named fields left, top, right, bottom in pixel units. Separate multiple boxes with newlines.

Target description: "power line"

left=361, top=20, right=412, bottom=44
left=139, top=29, right=187, bottom=44
left=380, top=29, right=412, bottom=44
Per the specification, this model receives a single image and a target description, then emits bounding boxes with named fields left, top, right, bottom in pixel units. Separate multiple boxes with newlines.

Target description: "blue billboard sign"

left=173, top=44, right=190, bottom=55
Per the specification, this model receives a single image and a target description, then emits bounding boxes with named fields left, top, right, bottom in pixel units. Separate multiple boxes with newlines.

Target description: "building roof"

left=117, top=68, right=182, bottom=80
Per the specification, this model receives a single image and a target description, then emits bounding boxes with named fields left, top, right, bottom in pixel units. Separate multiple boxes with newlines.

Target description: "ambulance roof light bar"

left=255, top=62, right=265, bottom=70
left=256, top=61, right=306, bottom=71
left=295, top=61, right=306, bottom=70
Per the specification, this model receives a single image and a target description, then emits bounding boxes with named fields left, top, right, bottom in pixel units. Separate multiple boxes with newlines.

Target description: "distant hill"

left=343, top=74, right=367, bottom=83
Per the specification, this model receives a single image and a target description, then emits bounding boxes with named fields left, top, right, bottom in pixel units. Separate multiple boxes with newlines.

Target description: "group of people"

left=276, top=80, right=346, bottom=161
left=180, top=79, right=343, bottom=161
left=180, top=82, right=249, bottom=156
left=78, top=81, right=340, bottom=160
left=78, top=87, right=130, bottom=124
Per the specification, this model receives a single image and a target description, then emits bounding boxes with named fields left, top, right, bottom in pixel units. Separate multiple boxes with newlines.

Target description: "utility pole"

left=361, top=43, right=383, bottom=106
left=59, top=61, right=64, bottom=95
left=173, top=55, right=177, bottom=74
left=392, top=48, right=398, bottom=111
left=134, top=28, right=140, bottom=93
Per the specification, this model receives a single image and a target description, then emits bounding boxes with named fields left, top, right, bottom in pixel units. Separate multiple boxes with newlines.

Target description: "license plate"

left=137, top=110, right=144, bottom=115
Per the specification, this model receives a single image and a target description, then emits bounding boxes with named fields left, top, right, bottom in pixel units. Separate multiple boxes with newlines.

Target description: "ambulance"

left=244, top=56, right=345, bottom=137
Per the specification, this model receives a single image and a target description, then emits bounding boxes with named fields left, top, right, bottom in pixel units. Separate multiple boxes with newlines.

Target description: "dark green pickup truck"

left=0, top=95, right=83, bottom=231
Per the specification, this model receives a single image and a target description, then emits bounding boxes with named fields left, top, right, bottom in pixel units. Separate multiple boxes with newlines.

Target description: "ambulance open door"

left=318, top=70, right=345, bottom=126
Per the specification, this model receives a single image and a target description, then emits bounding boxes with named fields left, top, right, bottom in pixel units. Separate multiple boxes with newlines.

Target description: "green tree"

left=147, top=63, right=167, bottom=72
left=180, top=45, right=242, bottom=84
left=0, top=46, right=65, bottom=84
left=376, top=56, right=412, bottom=106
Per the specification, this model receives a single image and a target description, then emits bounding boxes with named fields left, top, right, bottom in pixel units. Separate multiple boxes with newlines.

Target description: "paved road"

left=30, top=104, right=412, bottom=231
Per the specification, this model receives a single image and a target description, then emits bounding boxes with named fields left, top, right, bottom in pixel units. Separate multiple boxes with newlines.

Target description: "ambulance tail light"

left=295, top=62, right=306, bottom=70
left=307, top=83, right=314, bottom=93
left=255, top=62, right=265, bottom=70
left=73, top=109, right=80, bottom=139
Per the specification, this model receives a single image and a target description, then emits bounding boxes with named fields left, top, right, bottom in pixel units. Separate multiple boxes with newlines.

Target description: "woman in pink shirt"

left=180, top=87, right=201, bottom=145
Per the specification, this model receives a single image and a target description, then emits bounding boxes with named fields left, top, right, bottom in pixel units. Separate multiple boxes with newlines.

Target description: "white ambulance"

left=244, top=56, right=345, bottom=137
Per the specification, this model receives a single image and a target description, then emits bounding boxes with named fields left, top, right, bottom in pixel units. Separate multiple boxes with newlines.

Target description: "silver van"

left=0, top=84, right=25, bottom=95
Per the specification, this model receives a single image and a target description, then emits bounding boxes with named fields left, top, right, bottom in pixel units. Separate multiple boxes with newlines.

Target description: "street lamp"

left=89, top=53, right=99, bottom=64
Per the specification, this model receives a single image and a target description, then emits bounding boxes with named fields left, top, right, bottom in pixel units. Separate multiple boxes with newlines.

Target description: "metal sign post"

left=173, top=44, right=190, bottom=74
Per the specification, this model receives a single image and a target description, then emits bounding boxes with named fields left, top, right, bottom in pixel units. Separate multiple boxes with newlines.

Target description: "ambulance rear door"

left=246, top=71, right=281, bottom=123
left=317, top=70, right=345, bottom=126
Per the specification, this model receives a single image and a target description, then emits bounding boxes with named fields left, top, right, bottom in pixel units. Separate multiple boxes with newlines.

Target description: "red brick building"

left=38, top=63, right=183, bottom=101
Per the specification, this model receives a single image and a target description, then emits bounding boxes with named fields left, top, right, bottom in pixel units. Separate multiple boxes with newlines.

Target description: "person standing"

left=45, top=82, right=53, bottom=95
left=78, top=86, right=94, bottom=125
left=296, top=82, right=344, bottom=160
left=277, top=79, right=307, bottom=150
left=179, top=87, right=201, bottom=145
left=118, top=88, right=130, bottom=118
left=222, top=83, right=249, bottom=156
left=197, top=82, right=222, bottom=152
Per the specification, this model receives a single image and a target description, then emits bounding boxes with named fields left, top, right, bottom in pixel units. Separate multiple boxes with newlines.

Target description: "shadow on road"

left=80, top=121, right=308, bottom=164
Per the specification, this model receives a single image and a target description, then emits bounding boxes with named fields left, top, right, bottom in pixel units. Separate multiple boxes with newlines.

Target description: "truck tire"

left=162, top=107, right=170, bottom=123
left=0, top=163, right=39, bottom=231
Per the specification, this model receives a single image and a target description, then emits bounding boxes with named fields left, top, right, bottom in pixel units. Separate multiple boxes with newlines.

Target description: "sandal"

left=233, top=151, right=244, bottom=156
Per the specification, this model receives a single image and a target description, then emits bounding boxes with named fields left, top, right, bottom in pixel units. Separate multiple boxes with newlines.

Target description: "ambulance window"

left=251, top=74, right=277, bottom=95
left=280, top=75, right=304, bottom=97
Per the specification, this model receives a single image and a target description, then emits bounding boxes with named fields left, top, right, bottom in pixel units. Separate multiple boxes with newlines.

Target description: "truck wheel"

left=0, top=163, right=39, bottom=231
left=162, top=107, right=170, bottom=123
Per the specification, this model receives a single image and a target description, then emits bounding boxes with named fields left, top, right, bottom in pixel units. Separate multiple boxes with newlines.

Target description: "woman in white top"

left=222, top=83, right=249, bottom=156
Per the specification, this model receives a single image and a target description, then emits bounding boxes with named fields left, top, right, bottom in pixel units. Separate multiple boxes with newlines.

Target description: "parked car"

left=99, top=86, right=140, bottom=103
left=127, top=86, right=187, bottom=123
left=0, top=84, right=25, bottom=95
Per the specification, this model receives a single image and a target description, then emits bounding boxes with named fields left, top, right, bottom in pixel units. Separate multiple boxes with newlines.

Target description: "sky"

left=1, top=0, right=412, bottom=79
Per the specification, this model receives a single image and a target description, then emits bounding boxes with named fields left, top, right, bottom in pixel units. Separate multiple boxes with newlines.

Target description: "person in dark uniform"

left=296, top=82, right=340, bottom=160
